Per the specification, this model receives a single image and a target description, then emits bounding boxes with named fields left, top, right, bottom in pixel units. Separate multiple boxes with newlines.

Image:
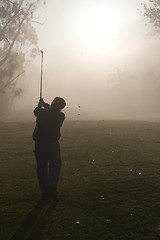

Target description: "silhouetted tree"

left=0, top=0, right=46, bottom=112
left=140, top=0, right=160, bottom=32
left=141, top=72, right=160, bottom=114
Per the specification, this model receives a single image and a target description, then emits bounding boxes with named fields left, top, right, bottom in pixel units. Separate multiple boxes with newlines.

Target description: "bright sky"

left=37, top=0, right=143, bottom=49
left=13, top=0, right=160, bottom=120
left=34, top=0, right=154, bottom=75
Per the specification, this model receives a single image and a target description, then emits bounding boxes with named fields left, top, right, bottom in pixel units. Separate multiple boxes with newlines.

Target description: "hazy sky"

left=13, top=0, right=160, bottom=120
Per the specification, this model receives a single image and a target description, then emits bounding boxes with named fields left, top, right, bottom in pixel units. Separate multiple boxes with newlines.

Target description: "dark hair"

left=51, top=97, right=66, bottom=111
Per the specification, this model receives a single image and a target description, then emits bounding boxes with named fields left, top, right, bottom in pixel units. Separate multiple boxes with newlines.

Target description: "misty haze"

left=1, top=0, right=160, bottom=121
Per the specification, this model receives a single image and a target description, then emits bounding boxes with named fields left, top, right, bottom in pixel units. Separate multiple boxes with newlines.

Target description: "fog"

left=7, top=0, right=160, bottom=121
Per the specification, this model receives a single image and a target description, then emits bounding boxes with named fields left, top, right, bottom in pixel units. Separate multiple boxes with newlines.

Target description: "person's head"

left=51, top=97, right=66, bottom=112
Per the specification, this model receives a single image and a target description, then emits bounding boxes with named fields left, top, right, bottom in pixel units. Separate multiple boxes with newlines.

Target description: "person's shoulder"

left=60, top=111, right=65, bottom=117
left=59, top=112, right=65, bottom=120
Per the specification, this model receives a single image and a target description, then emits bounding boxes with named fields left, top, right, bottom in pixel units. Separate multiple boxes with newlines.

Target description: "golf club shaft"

left=40, top=50, right=43, bottom=99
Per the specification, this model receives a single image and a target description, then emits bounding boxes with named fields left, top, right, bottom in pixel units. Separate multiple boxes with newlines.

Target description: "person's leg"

left=48, top=141, right=62, bottom=191
left=34, top=147, right=49, bottom=196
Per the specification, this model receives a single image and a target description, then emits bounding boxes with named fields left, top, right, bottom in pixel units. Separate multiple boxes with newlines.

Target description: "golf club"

left=40, top=50, right=43, bottom=99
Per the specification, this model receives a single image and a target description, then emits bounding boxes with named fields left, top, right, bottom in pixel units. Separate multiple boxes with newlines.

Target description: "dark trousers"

left=34, top=141, right=61, bottom=195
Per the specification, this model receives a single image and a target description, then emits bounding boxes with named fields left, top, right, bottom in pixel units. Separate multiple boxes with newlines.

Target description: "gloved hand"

left=38, top=98, right=45, bottom=107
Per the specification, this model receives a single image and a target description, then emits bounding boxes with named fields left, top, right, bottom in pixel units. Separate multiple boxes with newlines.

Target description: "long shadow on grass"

left=11, top=199, right=57, bottom=240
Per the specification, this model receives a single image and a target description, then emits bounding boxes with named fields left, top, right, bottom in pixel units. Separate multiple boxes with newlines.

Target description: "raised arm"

left=34, top=98, right=50, bottom=117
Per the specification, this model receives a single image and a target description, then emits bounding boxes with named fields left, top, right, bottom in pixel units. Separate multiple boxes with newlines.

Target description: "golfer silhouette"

left=32, top=97, right=66, bottom=202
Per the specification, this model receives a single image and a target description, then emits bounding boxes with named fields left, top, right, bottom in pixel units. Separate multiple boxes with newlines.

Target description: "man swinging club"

left=32, top=51, right=66, bottom=201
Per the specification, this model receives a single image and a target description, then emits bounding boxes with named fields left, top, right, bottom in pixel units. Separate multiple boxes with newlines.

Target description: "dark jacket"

left=32, top=105, right=65, bottom=143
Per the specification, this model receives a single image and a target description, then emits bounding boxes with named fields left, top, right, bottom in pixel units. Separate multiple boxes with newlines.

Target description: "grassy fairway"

left=1, top=120, right=160, bottom=240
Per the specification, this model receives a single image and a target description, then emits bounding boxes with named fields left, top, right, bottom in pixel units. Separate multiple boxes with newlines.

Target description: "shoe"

left=47, top=186, right=58, bottom=202
left=52, top=190, right=58, bottom=202
left=41, top=194, right=50, bottom=202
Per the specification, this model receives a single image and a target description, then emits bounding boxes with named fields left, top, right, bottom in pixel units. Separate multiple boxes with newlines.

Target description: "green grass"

left=1, top=120, right=160, bottom=239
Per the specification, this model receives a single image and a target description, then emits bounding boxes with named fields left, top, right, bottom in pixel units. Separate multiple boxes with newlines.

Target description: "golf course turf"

left=1, top=120, right=160, bottom=240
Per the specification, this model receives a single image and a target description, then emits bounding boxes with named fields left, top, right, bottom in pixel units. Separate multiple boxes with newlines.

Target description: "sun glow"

left=80, top=7, right=123, bottom=47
